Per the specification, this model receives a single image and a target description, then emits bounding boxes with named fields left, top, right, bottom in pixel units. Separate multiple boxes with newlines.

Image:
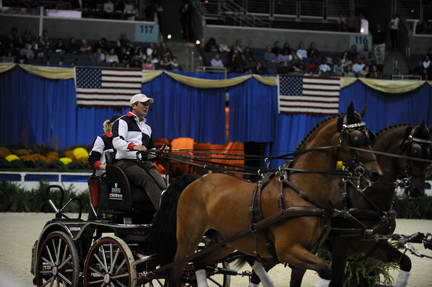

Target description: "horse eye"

left=410, top=143, right=422, bottom=155
left=349, top=130, right=366, bottom=146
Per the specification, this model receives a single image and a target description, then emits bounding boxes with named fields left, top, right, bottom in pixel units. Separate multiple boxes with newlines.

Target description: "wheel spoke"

left=111, top=273, right=129, bottom=280
left=45, top=244, right=55, bottom=266
left=93, top=251, right=108, bottom=273
left=89, top=266, right=105, bottom=278
left=110, top=248, right=120, bottom=273
left=61, top=242, right=69, bottom=265
left=58, top=255, right=72, bottom=270
left=89, top=278, right=105, bottom=285
left=112, top=278, right=126, bottom=287
left=57, top=272, right=72, bottom=285
left=114, top=259, right=126, bottom=275
left=41, top=276, right=55, bottom=287
left=101, top=244, right=109, bottom=273
left=42, top=256, right=55, bottom=266
left=56, top=237, right=63, bottom=265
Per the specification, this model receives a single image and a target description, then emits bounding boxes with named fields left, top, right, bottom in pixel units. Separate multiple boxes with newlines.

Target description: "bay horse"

left=285, top=122, right=432, bottom=287
left=148, top=104, right=382, bottom=287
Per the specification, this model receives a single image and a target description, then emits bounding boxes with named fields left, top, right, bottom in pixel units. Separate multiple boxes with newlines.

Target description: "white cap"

left=130, top=93, right=154, bottom=106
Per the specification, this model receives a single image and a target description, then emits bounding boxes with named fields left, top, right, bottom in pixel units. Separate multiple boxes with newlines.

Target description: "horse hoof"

left=317, top=265, right=332, bottom=280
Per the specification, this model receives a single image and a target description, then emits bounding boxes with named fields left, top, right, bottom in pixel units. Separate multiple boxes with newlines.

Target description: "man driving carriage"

left=111, top=93, right=167, bottom=210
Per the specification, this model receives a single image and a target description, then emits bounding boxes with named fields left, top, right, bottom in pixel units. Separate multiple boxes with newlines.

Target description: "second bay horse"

left=149, top=104, right=382, bottom=286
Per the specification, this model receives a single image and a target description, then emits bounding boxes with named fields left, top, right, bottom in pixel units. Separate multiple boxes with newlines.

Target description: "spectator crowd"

left=0, top=27, right=182, bottom=71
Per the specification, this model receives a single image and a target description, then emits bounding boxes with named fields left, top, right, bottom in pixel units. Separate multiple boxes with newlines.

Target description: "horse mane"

left=375, top=123, right=411, bottom=138
left=295, top=116, right=338, bottom=151
left=145, top=175, right=199, bottom=265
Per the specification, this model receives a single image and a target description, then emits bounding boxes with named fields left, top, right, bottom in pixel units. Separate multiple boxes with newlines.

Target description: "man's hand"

left=133, top=145, right=147, bottom=152
left=99, top=163, right=107, bottom=170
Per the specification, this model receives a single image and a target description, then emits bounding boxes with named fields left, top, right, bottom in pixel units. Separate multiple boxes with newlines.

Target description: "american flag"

left=75, top=67, right=142, bottom=107
left=278, top=76, right=340, bottom=115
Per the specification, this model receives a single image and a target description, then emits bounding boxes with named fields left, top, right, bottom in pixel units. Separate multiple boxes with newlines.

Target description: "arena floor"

left=0, top=213, right=431, bottom=286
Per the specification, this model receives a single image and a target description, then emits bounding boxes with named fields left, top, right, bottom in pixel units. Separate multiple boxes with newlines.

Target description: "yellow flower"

left=73, top=147, right=89, bottom=160
left=0, top=147, right=11, bottom=158
left=59, top=157, right=72, bottom=165
left=6, top=154, right=20, bottom=162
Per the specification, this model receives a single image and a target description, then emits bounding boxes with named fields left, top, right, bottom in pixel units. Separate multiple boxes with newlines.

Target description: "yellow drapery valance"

left=1, top=63, right=429, bottom=92
left=0, top=63, right=17, bottom=74
left=142, top=70, right=278, bottom=88
left=340, top=77, right=427, bottom=93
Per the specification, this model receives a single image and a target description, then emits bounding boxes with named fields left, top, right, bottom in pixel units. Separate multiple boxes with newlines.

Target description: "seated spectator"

left=20, top=43, right=34, bottom=61
left=159, top=55, right=172, bottom=70
left=318, top=57, right=332, bottom=75
left=347, top=44, right=358, bottom=60
left=296, top=43, right=308, bottom=60
left=352, top=59, right=367, bottom=77
left=171, top=56, right=181, bottom=71
left=106, top=48, right=119, bottom=64
left=307, top=42, right=320, bottom=58
left=253, top=61, right=267, bottom=74
left=333, top=58, right=344, bottom=76
left=277, top=52, right=291, bottom=63
left=337, top=12, right=348, bottom=31
left=230, top=49, right=245, bottom=73
left=360, top=43, right=372, bottom=64
left=95, top=48, right=106, bottom=64
left=79, top=40, right=92, bottom=54
left=55, top=40, right=66, bottom=53
left=104, top=0, right=115, bottom=16
left=205, top=37, right=219, bottom=53
left=263, top=46, right=276, bottom=63
left=422, top=55, right=431, bottom=80
left=142, top=57, right=155, bottom=70
left=124, top=2, right=137, bottom=20
left=210, top=53, right=224, bottom=68
left=340, top=51, right=352, bottom=70
left=368, top=64, right=380, bottom=78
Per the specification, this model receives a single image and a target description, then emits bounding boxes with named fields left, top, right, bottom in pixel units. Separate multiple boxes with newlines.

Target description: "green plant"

left=0, top=181, right=89, bottom=213
left=317, top=249, right=398, bottom=287
left=393, top=195, right=432, bottom=219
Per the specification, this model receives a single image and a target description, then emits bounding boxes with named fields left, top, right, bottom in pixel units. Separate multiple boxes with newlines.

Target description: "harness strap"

left=250, top=178, right=280, bottom=262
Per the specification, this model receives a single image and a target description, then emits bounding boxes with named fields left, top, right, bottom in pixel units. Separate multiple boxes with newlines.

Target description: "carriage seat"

left=88, top=165, right=155, bottom=224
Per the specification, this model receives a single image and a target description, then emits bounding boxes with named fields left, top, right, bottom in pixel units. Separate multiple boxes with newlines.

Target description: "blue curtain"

left=340, top=81, right=432, bottom=131
left=268, top=81, right=432, bottom=168
left=142, top=72, right=226, bottom=144
left=0, top=68, right=77, bottom=148
left=228, top=76, right=277, bottom=142
left=76, top=107, right=128, bottom=146
left=269, top=114, right=328, bottom=167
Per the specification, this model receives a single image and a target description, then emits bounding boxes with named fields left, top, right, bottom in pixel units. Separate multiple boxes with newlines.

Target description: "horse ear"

left=359, top=106, right=366, bottom=117
left=347, top=102, right=355, bottom=116
left=345, top=102, right=355, bottom=124
left=337, top=116, right=344, bottom=132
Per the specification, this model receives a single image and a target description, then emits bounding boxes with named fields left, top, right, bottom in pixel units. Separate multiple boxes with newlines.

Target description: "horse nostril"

left=370, top=171, right=381, bottom=182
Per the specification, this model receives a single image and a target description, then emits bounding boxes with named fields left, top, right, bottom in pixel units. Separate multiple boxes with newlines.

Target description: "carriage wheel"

left=83, top=236, right=137, bottom=287
left=35, top=231, right=80, bottom=287
left=193, top=236, right=231, bottom=287
left=205, top=261, right=231, bottom=287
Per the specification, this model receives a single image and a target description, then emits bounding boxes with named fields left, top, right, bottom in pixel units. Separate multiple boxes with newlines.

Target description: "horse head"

left=397, top=122, right=432, bottom=196
left=335, top=103, right=383, bottom=183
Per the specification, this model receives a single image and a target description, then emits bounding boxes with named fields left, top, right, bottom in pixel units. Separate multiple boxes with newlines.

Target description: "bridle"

left=395, top=126, right=432, bottom=194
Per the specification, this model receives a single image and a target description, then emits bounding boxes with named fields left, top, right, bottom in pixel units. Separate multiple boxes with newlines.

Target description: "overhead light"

left=167, top=34, right=172, bottom=40
left=195, top=40, right=201, bottom=45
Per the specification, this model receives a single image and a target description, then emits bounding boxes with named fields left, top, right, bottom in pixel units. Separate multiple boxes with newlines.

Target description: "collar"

left=104, top=132, right=113, bottom=138
left=126, top=111, right=146, bottom=122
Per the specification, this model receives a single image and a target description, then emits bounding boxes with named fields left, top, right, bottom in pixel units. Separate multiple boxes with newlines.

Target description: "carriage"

left=30, top=105, right=432, bottom=287
left=29, top=158, right=240, bottom=287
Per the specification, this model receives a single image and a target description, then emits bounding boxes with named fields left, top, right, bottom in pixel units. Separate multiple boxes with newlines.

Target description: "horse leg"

left=290, top=267, right=307, bottom=287
left=194, top=246, right=235, bottom=287
left=276, top=243, right=332, bottom=281
left=328, top=241, right=349, bottom=287
left=250, top=260, right=275, bottom=287
left=368, top=241, right=412, bottom=287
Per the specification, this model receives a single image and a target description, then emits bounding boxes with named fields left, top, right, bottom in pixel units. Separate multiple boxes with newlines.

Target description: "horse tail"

left=146, top=175, right=199, bottom=265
